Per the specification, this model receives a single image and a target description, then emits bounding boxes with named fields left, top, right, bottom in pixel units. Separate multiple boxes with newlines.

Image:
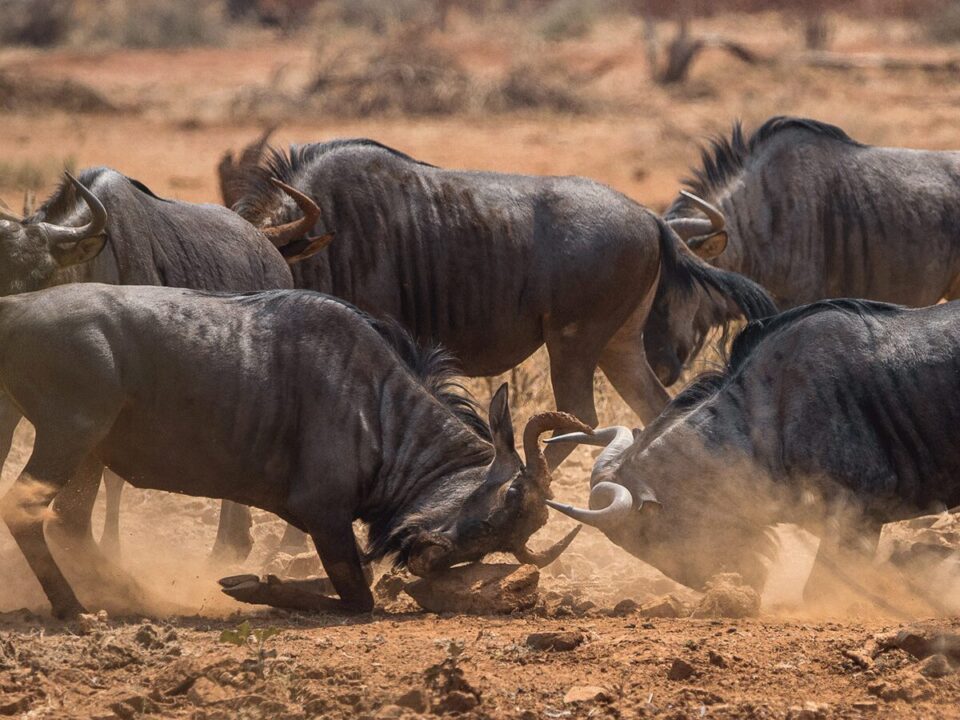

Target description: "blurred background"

left=2, top=0, right=960, bottom=214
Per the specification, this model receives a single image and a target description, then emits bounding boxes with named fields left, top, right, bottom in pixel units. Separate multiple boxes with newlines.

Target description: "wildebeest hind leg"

left=597, top=309, right=670, bottom=426
left=210, top=500, right=254, bottom=563
left=0, top=394, right=23, bottom=472
left=99, top=470, right=125, bottom=558
left=0, top=442, right=99, bottom=619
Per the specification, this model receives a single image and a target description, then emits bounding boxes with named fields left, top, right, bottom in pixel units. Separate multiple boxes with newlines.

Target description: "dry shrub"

left=0, top=156, right=76, bottom=192
left=330, top=0, right=440, bottom=34
left=307, top=29, right=471, bottom=117
left=485, top=61, right=589, bottom=114
left=922, top=0, right=960, bottom=43
left=0, top=72, right=116, bottom=114
left=0, top=0, right=73, bottom=46
left=538, top=0, right=599, bottom=41
left=75, top=0, right=225, bottom=49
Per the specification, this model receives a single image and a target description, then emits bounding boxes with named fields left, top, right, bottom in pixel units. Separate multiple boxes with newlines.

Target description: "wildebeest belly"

left=95, top=401, right=293, bottom=512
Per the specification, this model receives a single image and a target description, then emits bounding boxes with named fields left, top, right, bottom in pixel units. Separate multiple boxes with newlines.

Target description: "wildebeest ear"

left=488, top=383, right=515, bottom=456
left=688, top=231, right=728, bottom=260
left=50, top=235, right=107, bottom=267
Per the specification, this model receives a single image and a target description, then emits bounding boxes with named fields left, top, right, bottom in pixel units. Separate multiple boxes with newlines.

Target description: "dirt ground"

left=2, top=8, right=960, bottom=718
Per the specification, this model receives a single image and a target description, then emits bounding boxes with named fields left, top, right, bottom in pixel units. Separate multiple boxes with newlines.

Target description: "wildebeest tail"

left=655, top=216, right=777, bottom=321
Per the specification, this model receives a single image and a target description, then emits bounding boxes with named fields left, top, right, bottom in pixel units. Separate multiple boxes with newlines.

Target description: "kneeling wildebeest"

left=0, top=283, right=586, bottom=618
left=0, top=171, right=330, bottom=561
left=649, top=115, right=960, bottom=386
left=547, top=299, right=960, bottom=597
left=226, top=137, right=776, bottom=466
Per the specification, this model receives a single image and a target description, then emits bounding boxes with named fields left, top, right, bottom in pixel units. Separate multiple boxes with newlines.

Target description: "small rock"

left=134, top=623, right=163, bottom=649
left=373, top=705, right=406, bottom=719
left=876, top=672, right=935, bottom=703
left=708, top=649, right=727, bottom=668
left=187, top=677, right=231, bottom=706
left=920, top=653, right=955, bottom=678
left=786, top=701, right=829, bottom=720
left=152, top=659, right=200, bottom=697
left=405, top=563, right=539, bottom=614
left=375, top=570, right=410, bottom=602
left=693, top=574, right=760, bottom=619
left=611, top=598, right=639, bottom=616
left=76, top=610, right=109, bottom=635
left=640, top=594, right=687, bottom=619
left=109, top=694, right=158, bottom=720
left=395, top=688, right=427, bottom=713
left=852, top=700, right=879, bottom=712
left=526, top=631, right=584, bottom=652
left=667, top=658, right=696, bottom=681
left=563, top=685, right=611, bottom=704
left=434, top=690, right=479, bottom=714
left=0, top=694, right=30, bottom=716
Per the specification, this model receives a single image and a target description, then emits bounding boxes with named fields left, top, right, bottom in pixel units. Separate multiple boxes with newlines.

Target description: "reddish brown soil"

left=1, top=10, right=960, bottom=718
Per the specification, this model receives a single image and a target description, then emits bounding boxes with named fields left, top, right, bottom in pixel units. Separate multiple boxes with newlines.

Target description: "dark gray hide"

left=0, top=284, right=584, bottom=618
left=551, top=299, right=960, bottom=593
left=651, top=116, right=960, bottom=384
left=232, top=138, right=775, bottom=465
left=0, top=168, right=305, bottom=562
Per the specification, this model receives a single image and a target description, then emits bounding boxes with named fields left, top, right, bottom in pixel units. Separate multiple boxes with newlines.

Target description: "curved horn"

left=546, top=482, right=635, bottom=535
left=261, top=178, right=321, bottom=247
left=38, top=172, right=107, bottom=245
left=667, top=190, right=726, bottom=241
left=546, top=425, right=634, bottom=484
left=522, top=412, right=593, bottom=489
left=679, top=190, right=725, bottom=231
left=513, top=525, right=581, bottom=567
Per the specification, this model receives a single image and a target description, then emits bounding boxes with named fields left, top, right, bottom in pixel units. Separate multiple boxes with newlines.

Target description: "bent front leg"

left=221, top=514, right=373, bottom=614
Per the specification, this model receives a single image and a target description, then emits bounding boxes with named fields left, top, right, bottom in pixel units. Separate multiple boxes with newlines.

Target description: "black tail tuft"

left=656, top=217, right=777, bottom=322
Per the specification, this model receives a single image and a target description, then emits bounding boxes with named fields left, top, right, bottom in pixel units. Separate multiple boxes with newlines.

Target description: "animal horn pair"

left=543, top=425, right=640, bottom=534
left=512, top=412, right=593, bottom=567
left=261, top=178, right=332, bottom=252
left=667, top=190, right=725, bottom=241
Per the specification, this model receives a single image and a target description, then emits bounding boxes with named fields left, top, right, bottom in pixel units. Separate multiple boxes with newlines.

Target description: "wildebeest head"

left=404, top=383, right=590, bottom=577
left=0, top=173, right=107, bottom=296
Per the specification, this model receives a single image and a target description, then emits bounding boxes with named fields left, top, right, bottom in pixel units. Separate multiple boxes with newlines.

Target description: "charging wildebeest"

left=649, top=115, right=960, bottom=385
left=547, top=299, right=960, bottom=596
left=225, top=137, right=776, bottom=466
left=0, top=171, right=330, bottom=561
left=0, top=283, right=583, bottom=618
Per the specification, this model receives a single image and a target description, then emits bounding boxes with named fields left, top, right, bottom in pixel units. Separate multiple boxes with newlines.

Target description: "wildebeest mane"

left=676, top=116, right=864, bottom=204
left=365, top=314, right=492, bottom=443
left=694, top=299, right=902, bottom=402
left=232, top=138, right=435, bottom=224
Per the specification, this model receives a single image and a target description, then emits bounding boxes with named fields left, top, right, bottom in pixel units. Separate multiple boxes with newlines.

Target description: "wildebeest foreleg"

left=220, top=518, right=374, bottom=613
left=543, top=348, right=600, bottom=470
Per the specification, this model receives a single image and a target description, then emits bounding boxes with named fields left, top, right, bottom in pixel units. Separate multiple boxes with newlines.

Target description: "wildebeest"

left=226, top=137, right=776, bottom=465
left=0, top=283, right=584, bottom=618
left=648, top=115, right=960, bottom=385
left=0, top=170, right=330, bottom=561
left=547, top=299, right=960, bottom=594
